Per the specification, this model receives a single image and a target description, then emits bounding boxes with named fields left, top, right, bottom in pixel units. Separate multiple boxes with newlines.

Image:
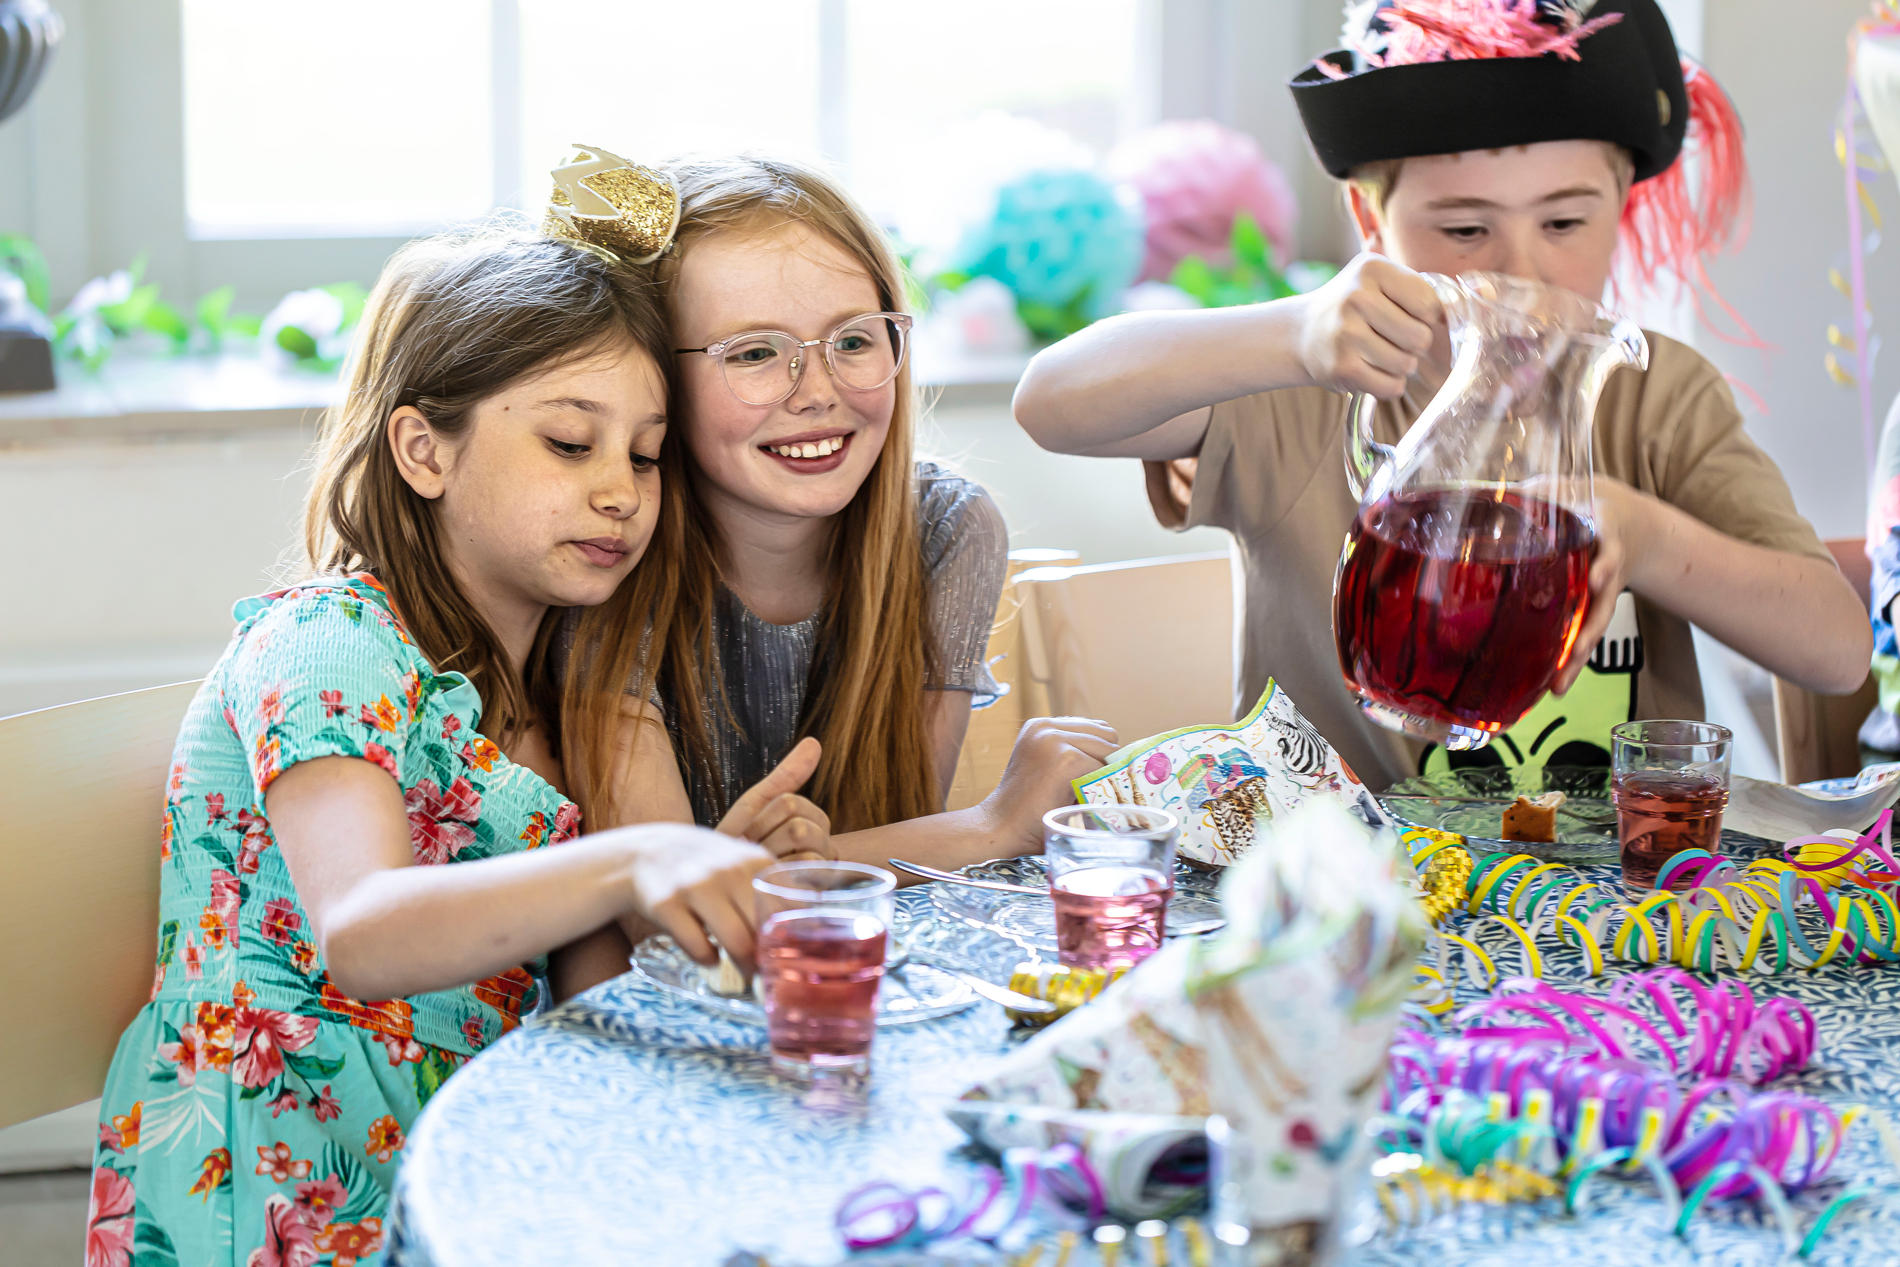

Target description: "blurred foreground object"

left=0, top=0, right=60, bottom=124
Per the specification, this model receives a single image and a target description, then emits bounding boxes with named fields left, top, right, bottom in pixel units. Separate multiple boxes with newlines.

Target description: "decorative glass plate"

left=628, top=934, right=976, bottom=1027
left=926, top=855, right=1226, bottom=955
left=1380, top=766, right=1619, bottom=864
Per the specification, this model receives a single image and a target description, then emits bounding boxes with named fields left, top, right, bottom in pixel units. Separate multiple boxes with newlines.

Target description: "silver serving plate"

left=628, top=934, right=977, bottom=1027
left=1380, top=767, right=1620, bottom=864
left=926, top=855, right=1226, bottom=954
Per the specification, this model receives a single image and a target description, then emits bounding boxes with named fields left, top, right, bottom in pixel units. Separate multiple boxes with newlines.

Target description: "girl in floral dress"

left=86, top=211, right=825, bottom=1267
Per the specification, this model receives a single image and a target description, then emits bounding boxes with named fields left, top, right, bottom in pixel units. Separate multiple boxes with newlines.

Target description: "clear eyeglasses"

left=675, top=312, right=913, bottom=407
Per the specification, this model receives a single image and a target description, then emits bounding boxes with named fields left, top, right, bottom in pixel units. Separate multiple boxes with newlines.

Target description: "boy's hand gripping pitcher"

left=1333, top=272, right=1648, bottom=750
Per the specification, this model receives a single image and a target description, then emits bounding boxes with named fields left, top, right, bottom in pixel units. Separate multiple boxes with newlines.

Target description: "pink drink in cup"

left=1043, top=805, right=1180, bottom=971
left=752, top=861, right=894, bottom=1079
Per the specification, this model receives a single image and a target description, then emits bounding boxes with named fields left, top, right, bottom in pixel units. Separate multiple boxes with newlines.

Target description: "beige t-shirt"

left=1145, top=332, right=1832, bottom=791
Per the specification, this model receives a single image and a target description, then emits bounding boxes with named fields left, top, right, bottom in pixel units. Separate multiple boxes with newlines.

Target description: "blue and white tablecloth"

left=388, top=876, right=1900, bottom=1266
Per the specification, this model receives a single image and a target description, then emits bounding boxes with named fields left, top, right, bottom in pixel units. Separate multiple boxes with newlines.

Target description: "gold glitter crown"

left=542, top=144, right=680, bottom=265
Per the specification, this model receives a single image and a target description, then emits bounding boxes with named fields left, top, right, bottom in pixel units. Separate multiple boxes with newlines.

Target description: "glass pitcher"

left=1332, top=272, right=1648, bottom=750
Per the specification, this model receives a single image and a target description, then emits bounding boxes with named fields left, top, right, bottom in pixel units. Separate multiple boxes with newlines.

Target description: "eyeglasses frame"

left=673, top=311, right=914, bottom=406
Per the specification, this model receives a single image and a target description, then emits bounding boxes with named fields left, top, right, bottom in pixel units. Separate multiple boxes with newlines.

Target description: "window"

left=181, top=1, right=496, bottom=239
left=180, top=0, right=1141, bottom=242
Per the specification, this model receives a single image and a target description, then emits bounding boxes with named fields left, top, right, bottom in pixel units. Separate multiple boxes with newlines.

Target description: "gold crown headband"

left=542, top=144, right=680, bottom=265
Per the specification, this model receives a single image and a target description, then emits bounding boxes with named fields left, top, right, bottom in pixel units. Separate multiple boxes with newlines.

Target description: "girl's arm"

left=1556, top=481, right=1872, bottom=698
left=550, top=709, right=829, bottom=1000
left=825, top=716, right=1118, bottom=879
left=1012, top=254, right=1441, bottom=460
left=928, top=688, right=975, bottom=809
left=267, top=755, right=774, bottom=1003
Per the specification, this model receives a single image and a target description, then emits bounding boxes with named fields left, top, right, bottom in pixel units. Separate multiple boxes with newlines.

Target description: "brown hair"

left=302, top=225, right=681, bottom=825
left=650, top=154, right=937, bottom=833
left=1347, top=142, right=1635, bottom=219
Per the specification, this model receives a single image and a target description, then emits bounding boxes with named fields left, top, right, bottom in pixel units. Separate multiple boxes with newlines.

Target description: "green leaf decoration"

left=238, top=1079, right=272, bottom=1100
left=1169, top=255, right=1219, bottom=307
left=196, top=285, right=233, bottom=330
left=930, top=269, right=972, bottom=294
left=0, top=233, right=51, bottom=313
left=275, top=325, right=319, bottom=361
left=162, top=1021, right=181, bottom=1045
left=1231, top=210, right=1270, bottom=272
left=148, top=1065, right=178, bottom=1085
left=156, top=920, right=180, bottom=969
left=1015, top=287, right=1095, bottom=343
left=142, top=300, right=190, bottom=347
left=284, top=1050, right=346, bottom=1082
left=131, top=1201, right=181, bottom=1267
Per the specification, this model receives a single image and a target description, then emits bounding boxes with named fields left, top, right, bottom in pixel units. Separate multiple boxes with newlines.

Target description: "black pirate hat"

left=1290, top=1, right=1691, bottom=183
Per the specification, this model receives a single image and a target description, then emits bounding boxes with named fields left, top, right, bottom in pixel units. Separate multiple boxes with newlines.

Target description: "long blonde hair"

left=656, top=155, right=937, bottom=832
left=303, top=226, right=681, bottom=825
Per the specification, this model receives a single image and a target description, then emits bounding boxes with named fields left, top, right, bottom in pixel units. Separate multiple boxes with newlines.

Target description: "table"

left=388, top=875, right=1900, bottom=1267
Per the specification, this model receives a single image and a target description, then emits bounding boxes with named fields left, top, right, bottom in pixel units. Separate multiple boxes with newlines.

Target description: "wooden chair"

left=945, top=550, right=1080, bottom=812
left=0, top=681, right=199, bottom=1130
left=1011, top=550, right=1236, bottom=746
left=1772, top=539, right=1878, bottom=785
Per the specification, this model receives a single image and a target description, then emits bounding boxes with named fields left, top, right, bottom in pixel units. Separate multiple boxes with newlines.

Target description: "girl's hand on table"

left=619, top=825, right=776, bottom=970
left=981, top=717, right=1120, bottom=855
left=716, top=736, right=833, bottom=859
left=1553, top=476, right=1653, bottom=696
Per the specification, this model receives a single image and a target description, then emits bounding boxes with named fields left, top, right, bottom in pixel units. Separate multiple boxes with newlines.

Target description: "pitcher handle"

left=1343, top=393, right=1396, bottom=501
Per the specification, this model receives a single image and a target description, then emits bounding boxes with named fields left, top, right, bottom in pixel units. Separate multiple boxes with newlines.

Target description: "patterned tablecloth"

left=388, top=860, right=1900, bottom=1267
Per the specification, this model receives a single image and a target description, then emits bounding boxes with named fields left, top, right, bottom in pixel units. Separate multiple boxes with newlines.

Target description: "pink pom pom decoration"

left=1107, top=120, right=1298, bottom=282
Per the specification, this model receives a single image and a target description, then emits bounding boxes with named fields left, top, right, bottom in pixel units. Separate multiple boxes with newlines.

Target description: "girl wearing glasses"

left=559, top=155, right=1115, bottom=982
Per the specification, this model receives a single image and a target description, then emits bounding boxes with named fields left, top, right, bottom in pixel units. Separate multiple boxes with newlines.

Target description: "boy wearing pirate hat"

left=1015, top=0, right=1872, bottom=790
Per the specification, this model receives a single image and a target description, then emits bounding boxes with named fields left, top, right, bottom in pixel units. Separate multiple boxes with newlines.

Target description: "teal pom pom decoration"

left=948, top=170, right=1145, bottom=341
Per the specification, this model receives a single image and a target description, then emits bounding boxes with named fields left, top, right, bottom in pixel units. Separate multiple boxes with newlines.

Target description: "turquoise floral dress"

left=87, top=575, right=578, bottom=1267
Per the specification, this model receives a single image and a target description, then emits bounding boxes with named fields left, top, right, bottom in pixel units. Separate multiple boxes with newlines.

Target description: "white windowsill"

left=0, top=338, right=1035, bottom=446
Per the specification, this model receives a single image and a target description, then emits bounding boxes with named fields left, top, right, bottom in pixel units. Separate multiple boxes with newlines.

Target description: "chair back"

left=0, top=681, right=200, bottom=1129
left=1772, top=539, right=1877, bottom=785
left=1013, top=551, right=1236, bottom=744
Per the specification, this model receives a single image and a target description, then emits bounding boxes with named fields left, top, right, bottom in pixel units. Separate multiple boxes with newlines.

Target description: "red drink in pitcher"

left=1613, top=771, right=1728, bottom=890
left=1051, top=865, right=1172, bottom=970
left=756, top=910, right=887, bottom=1066
left=1334, top=489, right=1594, bottom=735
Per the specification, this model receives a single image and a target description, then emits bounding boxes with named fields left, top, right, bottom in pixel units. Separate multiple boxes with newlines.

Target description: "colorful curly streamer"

left=1402, top=813, right=1900, bottom=987
left=1375, top=974, right=1900, bottom=1250
left=835, top=1143, right=1103, bottom=1252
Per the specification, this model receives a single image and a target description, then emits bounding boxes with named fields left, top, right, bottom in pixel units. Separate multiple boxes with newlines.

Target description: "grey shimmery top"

left=682, top=461, right=1008, bottom=825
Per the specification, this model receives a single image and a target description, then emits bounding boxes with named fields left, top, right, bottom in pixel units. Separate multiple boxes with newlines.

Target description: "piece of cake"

left=1501, top=792, right=1566, bottom=843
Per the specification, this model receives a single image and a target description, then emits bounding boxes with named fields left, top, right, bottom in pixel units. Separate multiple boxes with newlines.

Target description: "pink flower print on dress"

left=254, top=1141, right=313, bottom=1184
left=404, top=776, right=481, bottom=865
left=267, top=1089, right=300, bottom=1118
left=205, top=792, right=228, bottom=823
left=233, top=808, right=274, bottom=874
left=461, top=1015, right=488, bottom=1050
left=293, top=1174, right=348, bottom=1227
left=441, top=713, right=462, bottom=741
left=248, top=1193, right=318, bottom=1267
left=362, top=741, right=399, bottom=780
left=380, top=1033, right=425, bottom=1066
left=552, top=802, right=581, bottom=843
left=400, top=670, right=423, bottom=720
left=319, top=689, right=347, bottom=718
left=167, top=760, right=187, bottom=801
left=200, top=869, right=240, bottom=949
left=158, top=1024, right=210, bottom=1087
left=181, top=932, right=205, bottom=981
left=229, top=1008, right=321, bottom=1089
left=85, top=1165, right=135, bottom=1267
left=260, top=684, right=287, bottom=726
left=311, top=1084, right=341, bottom=1123
left=260, top=898, right=302, bottom=945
